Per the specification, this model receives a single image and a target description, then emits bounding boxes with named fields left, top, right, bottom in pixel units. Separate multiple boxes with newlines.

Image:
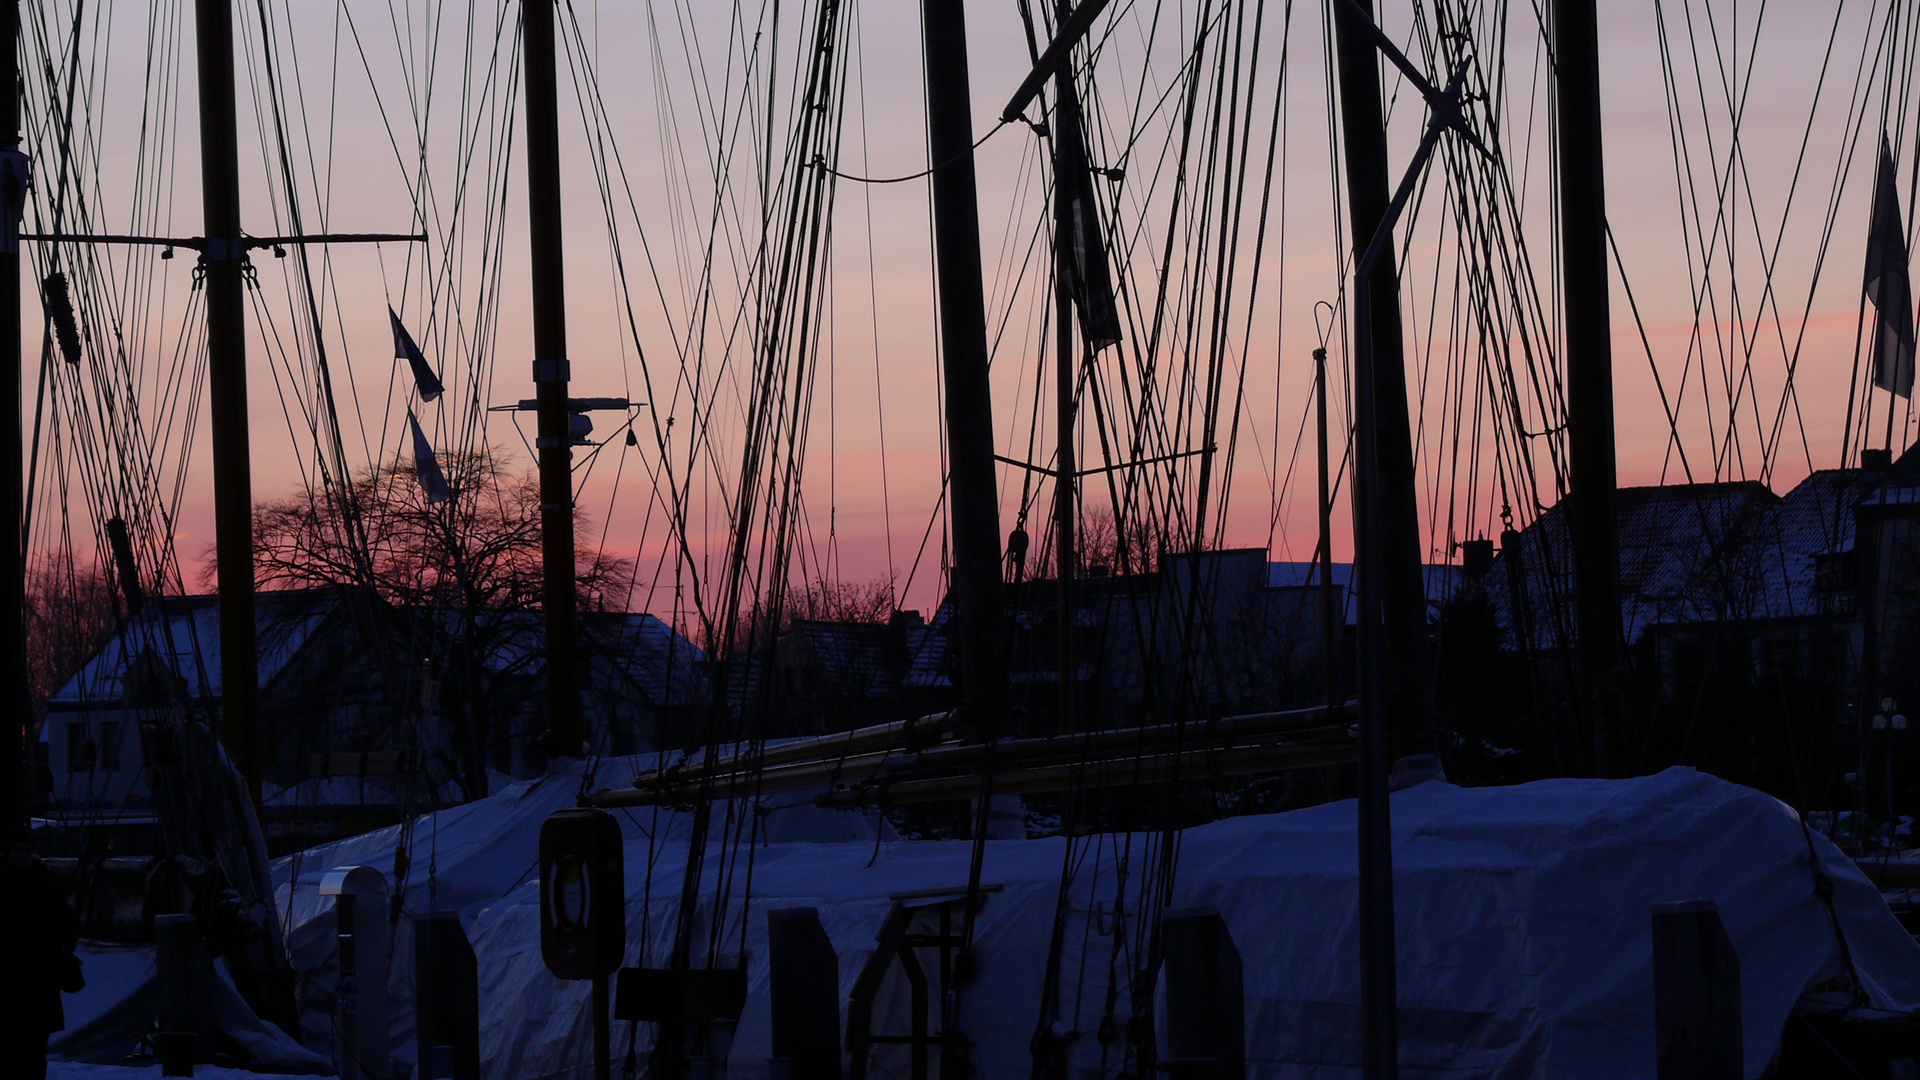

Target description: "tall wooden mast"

left=194, top=0, right=261, bottom=802
left=1053, top=22, right=1079, bottom=737
left=0, top=0, right=24, bottom=828
left=922, top=0, right=1007, bottom=735
left=1553, top=0, right=1625, bottom=776
left=1331, top=1, right=1445, bottom=1074
left=523, top=0, right=584, bottom=758
left=1316, top=345, right=1338, bottom=711
left=922, top=5, right=1008, bottom=1073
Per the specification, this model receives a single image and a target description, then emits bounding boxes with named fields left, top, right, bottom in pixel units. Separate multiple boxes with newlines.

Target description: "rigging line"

left=813, top=119, right=1010, bottom=183
left=1688, top=0, right=1827, bottom=486
left=1747, top=0, right=1870, bottom=483
left=249, top=0, right=381, bottom=591
left=1213, top=0, right=1288, bottom=548
left=851, top=9, right=899, bottom=592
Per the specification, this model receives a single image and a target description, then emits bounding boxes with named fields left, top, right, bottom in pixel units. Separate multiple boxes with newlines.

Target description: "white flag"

left=408, top=409, right=452, bottom=504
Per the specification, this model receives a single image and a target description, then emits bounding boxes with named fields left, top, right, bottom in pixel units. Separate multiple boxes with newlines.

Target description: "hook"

left=1313, top=300, right=1337, bottom=352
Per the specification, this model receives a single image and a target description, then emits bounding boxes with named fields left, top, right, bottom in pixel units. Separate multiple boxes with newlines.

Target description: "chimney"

left=1461, top=538, right=1495, bottom=578
left=1863, top=447, right=1892, bottom=472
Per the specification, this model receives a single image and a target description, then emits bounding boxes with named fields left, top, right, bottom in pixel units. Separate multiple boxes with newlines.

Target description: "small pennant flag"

left=1865, top=134, right=1915, bottom=398
left=407, top=409, right=452, bottom=505
left=390, top=307, right=445, bottom=403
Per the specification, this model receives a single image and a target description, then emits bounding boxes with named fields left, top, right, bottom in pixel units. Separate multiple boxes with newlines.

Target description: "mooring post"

left=539, top=808, right=625, bottom=1080
left=154, top=913, right=218, bottom=1070
left=414, top=912, right=481, bottom=1080
left=320, top=866, right=391, bottom=1080
left=1160, top=907, right=1246, bottom=1080
left=768, top=907, right=842, bottom=1080
left=1651, top=898, right=1742, bottom=1080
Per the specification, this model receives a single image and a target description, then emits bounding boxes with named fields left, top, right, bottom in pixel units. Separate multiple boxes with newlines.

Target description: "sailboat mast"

left=1331, top=0, right=1437, bottom=1075
left=0, top=0, right=22, bottom=828
left=1316, top=346, right=1337, bottom=711
left=1053, top=33, right=1078, bottom=737
left=921, top=0, right=1007, bottom=736
left=522, top=0, right=584, bottom=759
left=194, top=0, right=261, bottom=804
left=1553, top=0, right=1624, bottom=777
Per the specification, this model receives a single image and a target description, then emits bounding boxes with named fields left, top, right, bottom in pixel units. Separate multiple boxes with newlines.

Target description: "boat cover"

left=263, top=762, right=1920, bottom=1079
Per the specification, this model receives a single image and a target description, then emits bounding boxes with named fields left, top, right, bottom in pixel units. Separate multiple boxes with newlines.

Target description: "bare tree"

left=704, top=574, right=898, bottom=659
left=788, top=576, right=896, bottom=624
left=1026, top=504, right=1162, bottom=580
left=212, top=449, right=636, bottom=799
left=233, top=449, right=633, bottom=612
left=24, top=563, right=118, bottom=716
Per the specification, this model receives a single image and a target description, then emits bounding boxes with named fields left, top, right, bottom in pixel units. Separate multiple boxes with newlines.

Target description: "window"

left=100, top=720, right=123, bottom=772
left=65, top=721, right=90, bottom=772
left=1814, top=552, right=1856, bottom=594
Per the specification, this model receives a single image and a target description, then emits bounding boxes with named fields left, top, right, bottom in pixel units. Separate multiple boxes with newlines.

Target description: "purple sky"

left=21, top=1, right=1904, bottom=618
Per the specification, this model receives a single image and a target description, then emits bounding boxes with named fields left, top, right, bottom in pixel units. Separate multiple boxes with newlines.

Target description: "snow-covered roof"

left=1755, top=468, right=1865, bottom=620
left=47, top=589, right=340, bottom=710
left=787, top=620, right=897, bottom=700
left=901, top=621, right=950, bottom=688
left=582, top=611, right=708, bottom=707
left=1266, top=561, right=1462, bottom=625
left=1486, top=471, right=1870, bottom=648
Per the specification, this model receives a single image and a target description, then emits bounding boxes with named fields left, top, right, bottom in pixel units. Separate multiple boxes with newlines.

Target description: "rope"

left=812, top=119, right=1010, bottom=184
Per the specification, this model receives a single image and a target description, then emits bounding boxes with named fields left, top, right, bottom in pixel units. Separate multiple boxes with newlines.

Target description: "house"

left=581, top=611, right=712, bottom=755
left=45, top=589, right=361, bottom=808
left=1478, top=474, right=1867, bottom=690
left=1002, top=548, right=1460, bottom=733
left=1461, top=467, right=1875, bottom=794
left=701, top=611, right=953, bottom=741
left=43, top=589, right=710, bottom=829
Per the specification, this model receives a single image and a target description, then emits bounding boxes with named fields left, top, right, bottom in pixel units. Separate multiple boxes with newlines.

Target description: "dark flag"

left=391, top=307, right=445, bottom=403
left=1866, top=135, right=1915, bottom=397
left=1056, top=81, right=1122, bottom=351
left=408, top=409, right=452, bottom=504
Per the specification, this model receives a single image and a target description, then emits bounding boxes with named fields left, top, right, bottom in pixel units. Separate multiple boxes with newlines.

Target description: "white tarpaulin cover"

left=269, top=763, right=1920, bottom=1079
left=49, top=944, right=331, bottom=1074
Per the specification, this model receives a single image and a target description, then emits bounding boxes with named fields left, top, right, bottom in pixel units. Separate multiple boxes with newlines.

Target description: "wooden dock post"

left=414, top=912, right=481, bottom=1080
left=319, top=866, right=391, bottom=1080
left=1160, top=907, right=1246, bottom=1080
left=768, top=907, right=842, bottom=1080
left=1651, top=898, right=1742, bottom=1080
left=154, top=913, right=217, bottom=1069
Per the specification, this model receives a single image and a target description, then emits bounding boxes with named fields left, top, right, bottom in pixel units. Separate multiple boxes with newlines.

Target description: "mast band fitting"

left=533, top=357, right=570, bottom=382
left=204, top=236, right=246, bottom=261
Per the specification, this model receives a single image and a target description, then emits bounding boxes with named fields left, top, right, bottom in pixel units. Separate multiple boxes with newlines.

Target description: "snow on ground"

left=50, top=1064, right=279, bottom=1079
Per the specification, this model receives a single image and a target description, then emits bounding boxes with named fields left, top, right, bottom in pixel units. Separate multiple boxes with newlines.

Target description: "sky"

left=16, top=0, right=1913, bottom=621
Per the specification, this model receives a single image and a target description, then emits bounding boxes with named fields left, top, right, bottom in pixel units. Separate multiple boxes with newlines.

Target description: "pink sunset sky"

left=21, top=0, right=1906, bottom=619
